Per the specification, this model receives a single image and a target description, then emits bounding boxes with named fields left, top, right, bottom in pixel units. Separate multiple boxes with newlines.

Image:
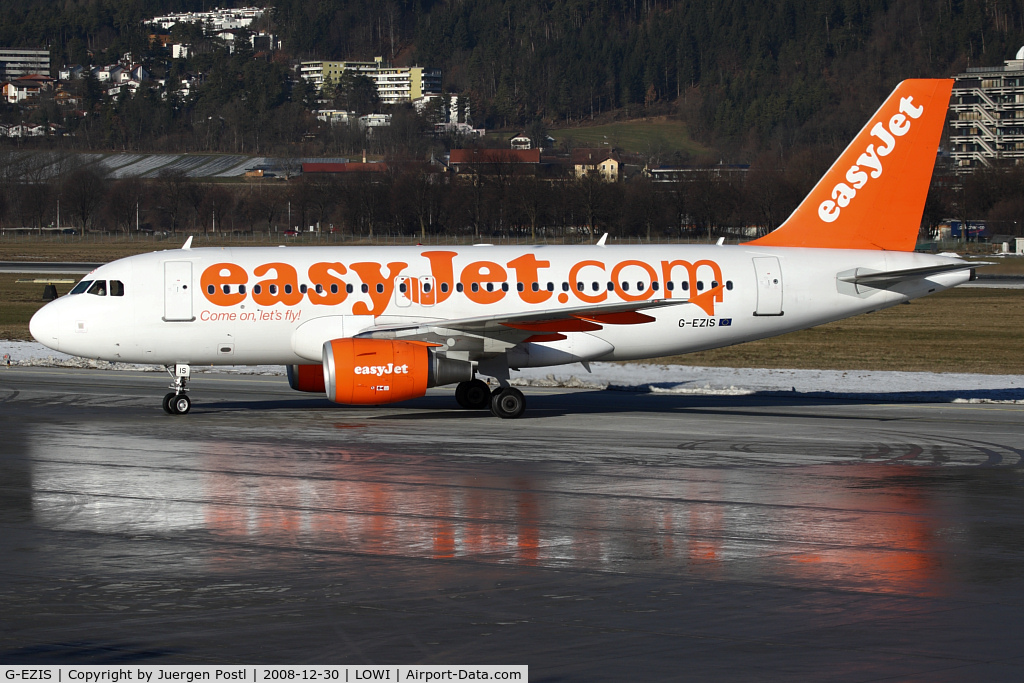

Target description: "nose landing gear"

left=162, top=364, right=192, bottom=415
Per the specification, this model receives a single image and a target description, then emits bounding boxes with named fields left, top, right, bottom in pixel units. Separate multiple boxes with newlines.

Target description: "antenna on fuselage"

left=596, top=233, right=608, bottom=246
left=182, top=236, right=193, bottom=250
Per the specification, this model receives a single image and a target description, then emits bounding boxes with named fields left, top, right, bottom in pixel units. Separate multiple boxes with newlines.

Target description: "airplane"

left=30, top=78, right=975, bottom=419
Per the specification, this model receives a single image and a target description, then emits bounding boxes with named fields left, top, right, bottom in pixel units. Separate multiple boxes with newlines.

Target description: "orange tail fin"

left=746, top=79, right=953, bottom=251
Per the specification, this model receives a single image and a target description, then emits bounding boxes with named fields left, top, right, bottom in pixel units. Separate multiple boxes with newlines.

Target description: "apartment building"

left=950, top=48, right=1024, bottom=169
left=0, top=48, right=50, bottom=78
left=299, top=57, right=441, bottom=104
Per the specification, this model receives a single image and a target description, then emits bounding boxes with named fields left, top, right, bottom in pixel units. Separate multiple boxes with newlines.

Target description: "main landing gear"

left=455, top=379, right=526, bottom=419
left=162, top=364, right=192, bottom=415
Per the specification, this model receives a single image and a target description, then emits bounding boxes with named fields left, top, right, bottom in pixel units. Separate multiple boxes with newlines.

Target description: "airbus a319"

left=30, top=79, right=973, bottom=418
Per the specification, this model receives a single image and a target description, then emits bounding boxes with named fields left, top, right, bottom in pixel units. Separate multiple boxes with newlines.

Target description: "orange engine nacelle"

left=287, top=364, right=327, bottom=393
left=322, top=338, right=473, bottom=405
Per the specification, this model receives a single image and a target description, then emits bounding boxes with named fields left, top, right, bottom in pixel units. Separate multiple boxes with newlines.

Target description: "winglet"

left=746, top=79, right=954, bottom=251
left=182, top=236, right=193, bottom=250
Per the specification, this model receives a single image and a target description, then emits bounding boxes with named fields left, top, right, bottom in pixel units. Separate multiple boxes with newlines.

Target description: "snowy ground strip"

left=2, top=340, right=1022, bottom=404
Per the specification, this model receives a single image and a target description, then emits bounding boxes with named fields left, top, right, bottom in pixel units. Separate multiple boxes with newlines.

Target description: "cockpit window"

left=87, top=280, right=107, bottom=296
left=70, top=280, right=93, bottom=295
left=110, top=280, right=125, bottom=296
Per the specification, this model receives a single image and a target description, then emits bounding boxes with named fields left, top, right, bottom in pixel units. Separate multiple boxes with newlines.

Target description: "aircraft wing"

left=355, top=298, right=690, bottom=347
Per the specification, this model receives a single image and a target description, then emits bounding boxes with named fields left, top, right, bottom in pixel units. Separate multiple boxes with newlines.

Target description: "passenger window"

left=667, top=281, right=675, bottom=291
left=399, top=282, right=407, bottom=293
left=87, top=280, right=107, bottom=296
left=607, top=282, right=614, bottom=291
left=284, top=284, right=292, bottom=294
left=546, top=282, right=554, bottom=291
left=726, top=281, right=734, bottom=290
left=361, top=284, right=369, bottom=293
left=622, top=282, right=630, bottom=291
left=471, top=283, right=479, bottom=292
left=423, top=282, right=432, bottom=293
left=652, top=281, right=660, bottom=291
left=330, top=284, right=338, bottom=294
left=681, top=281, right=689, bottom=291
left=501, top=282, right=509, bottom=292
left=456, top=283, right=464, bottom=292
left=697, top=281, right=704, bottom=291
left=346, top=284, right=353, bottom=294
left=576, top=282, right=584, bottom=292
left=441, top=282, right=450, bottom=293
left=562, top=282, right=570, bottom=292
left=239, top=285, right=246, bottom=294
left=70, top=280, right=93, bottom=295
left=110, top=280, right=124, bottom=297
left=253, top=285, right=262, bottom=294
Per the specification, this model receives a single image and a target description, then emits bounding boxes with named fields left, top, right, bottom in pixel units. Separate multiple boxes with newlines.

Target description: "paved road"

left=2, top=367, right=1024, bottom=679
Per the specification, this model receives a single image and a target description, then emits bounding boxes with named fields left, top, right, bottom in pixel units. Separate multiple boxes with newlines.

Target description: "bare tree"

left=63, top=168, right=106, bottom=232
left=104, top=177, right=144, bottom=234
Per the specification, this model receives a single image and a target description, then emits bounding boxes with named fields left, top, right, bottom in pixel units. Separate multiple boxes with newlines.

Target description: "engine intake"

left=322, top=338, right=473, bottom=405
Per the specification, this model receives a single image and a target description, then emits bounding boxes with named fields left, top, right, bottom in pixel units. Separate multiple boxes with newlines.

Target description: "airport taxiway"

left=2, top=366, right=1024, bottom=680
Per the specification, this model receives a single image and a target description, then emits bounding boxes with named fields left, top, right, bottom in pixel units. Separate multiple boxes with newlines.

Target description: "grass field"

left=3, top=267, right=1022, bottom=374
left=548, top=117, right=709, bottom=156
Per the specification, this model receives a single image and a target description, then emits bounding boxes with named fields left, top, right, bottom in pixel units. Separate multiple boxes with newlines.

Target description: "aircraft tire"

left=162, top=392, right=176, bottom=414
left=170, top=394, right=191, bottom=415
left=456, top=379, right=491, bottom=409
left=490, top=387, right=525, bottom=419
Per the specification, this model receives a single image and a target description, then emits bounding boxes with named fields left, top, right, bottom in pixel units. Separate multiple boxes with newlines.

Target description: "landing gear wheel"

left=456, top=379, right=492, bottom=409
left=162, top=392, right=176, bottom=414
left=169, top=394, right=191, bottom=415
left=490, top=387, right=526, bottom=419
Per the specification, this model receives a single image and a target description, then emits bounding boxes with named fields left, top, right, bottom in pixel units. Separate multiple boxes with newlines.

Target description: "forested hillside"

left=2, top=0, right=1024, bottom=156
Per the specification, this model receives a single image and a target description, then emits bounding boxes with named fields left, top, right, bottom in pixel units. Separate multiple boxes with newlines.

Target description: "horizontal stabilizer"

left=838, top=261, right=985, bottom=288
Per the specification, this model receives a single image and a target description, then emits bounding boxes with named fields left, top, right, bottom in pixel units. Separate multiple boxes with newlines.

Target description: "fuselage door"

left=752, top=256, right=783, bottom=316
left=163, top=261, right=195, bottom=322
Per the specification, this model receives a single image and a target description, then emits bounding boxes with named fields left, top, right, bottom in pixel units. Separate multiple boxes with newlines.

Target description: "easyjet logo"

left=354, top=363, right=409, bottom=376
left=818, top=95, right=925, bottom=224
left=200, top=252, right=726, bottom=316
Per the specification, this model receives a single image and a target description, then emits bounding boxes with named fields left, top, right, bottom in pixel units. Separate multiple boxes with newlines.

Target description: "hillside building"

left=299, top=57, right=441, bottom=104
left=0, top=48, right=50, bottom=79
left=950, top=47, right=1024, bottom=169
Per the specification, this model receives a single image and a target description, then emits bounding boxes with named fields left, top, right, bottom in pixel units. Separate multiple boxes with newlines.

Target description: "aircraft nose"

left=30, top=302, right=60, bottom=351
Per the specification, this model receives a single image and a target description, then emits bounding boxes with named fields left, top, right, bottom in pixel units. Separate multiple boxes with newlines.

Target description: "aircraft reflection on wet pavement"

left=27, top=430, right=974, bottom=598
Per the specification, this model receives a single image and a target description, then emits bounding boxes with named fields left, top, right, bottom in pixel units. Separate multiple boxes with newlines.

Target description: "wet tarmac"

left=2, top=367, right=1024, bottom=680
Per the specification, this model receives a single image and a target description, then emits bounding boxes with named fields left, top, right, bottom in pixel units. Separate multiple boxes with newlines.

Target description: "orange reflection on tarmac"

left=198, top=449, right=947, bottom=596
left=784, top=466, right=947, bottom=595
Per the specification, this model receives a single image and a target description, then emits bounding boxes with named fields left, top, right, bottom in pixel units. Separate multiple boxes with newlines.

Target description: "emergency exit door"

left=164, top=261, right=195, bottom=322
left=752, top=256, right=783, bottom=316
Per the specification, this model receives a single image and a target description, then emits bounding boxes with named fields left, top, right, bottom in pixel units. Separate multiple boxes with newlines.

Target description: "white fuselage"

left=29, top=244, right=970, bottom=369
